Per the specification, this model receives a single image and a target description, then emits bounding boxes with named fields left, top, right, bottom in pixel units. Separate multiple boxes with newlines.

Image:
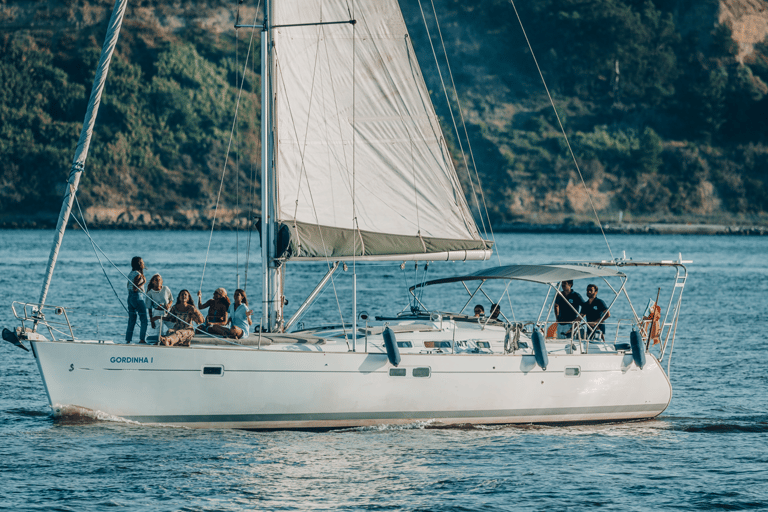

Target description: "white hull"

left=31, top=339, right=671, bottom=429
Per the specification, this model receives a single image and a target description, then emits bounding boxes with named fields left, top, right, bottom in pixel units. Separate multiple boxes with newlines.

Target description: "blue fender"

left=532, top=329, right=548, bottom=370
left=630, top=330, right=646, bottom=369
left=383, top=327, right=401, bottom=367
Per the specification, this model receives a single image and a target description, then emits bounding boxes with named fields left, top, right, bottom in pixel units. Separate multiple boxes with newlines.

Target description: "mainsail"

left=271, top=0, right=491, bottom=261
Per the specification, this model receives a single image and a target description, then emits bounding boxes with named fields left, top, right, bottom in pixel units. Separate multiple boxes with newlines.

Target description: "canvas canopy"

left=412, top=264, right=626, bottom=290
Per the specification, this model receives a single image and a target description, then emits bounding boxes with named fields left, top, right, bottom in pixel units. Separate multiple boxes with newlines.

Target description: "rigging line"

left=236, top=16, right=241, bottom=287
left=67, top=210, right=251, bottom=348
left=294, top=8, right=433, bottom=230
left=352, top=10, right=454, bottom=230
left=320, top=25, right=348, bottom=218
left=243, top=0, right=262, bottom=295
left=73, top=195, right=127, bottom=313
left=290, top=21, right=323, bottom=221
left=274, top=49, right=347, bottom=335
left=66, top=212, right=168, bottom=321
left=67, top=208, right=183, bottom=328
left=509, top=0, right=614, bottom=261
left=352, top=0, right=356, bottom=273
left=199, top=13, right=262, bottom=293
left=427, top=0, right=499, bottom=264
left=58, top=212, right=235, bottom=344
left=401, top=263, right=411, bottom=307
left=416, top=0, right=488, bottom=242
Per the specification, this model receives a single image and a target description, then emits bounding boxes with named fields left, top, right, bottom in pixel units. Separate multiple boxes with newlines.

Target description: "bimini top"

left=411, top=264, right=625, bottom=291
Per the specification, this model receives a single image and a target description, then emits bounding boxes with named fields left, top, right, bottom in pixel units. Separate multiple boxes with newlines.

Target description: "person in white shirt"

left=145, top=274, right=173, bottom=341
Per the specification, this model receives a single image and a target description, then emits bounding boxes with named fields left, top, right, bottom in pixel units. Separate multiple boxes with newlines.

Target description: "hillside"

left=1, top=0, right=768, bottom=229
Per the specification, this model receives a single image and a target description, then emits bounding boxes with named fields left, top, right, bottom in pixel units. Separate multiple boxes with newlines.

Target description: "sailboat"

left=3, top=0, right=689, bottom=429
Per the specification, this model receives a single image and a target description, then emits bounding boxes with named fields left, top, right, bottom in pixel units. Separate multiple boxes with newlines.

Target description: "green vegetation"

left=405, top=0, right=768, bottom=224
left=2, top=0, right=768, bottom=226
left=0, top=22, right=259, bottom=215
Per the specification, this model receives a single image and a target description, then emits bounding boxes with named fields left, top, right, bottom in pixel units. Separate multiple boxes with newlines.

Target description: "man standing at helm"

left=582, top=283, right=610, bottom=339
left=554, top=280, right=584, bottom=339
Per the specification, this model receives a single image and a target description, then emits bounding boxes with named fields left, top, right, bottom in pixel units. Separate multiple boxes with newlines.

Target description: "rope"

left=509, top=0, right=614, bottom=261
left=66, top=209, right=253, bottom=348
left=73, top=195, right=127, bottom=312
left=274, top=46, right=348, bottom=334
left=243, top=0, right=263, bottom=295
left=235, top=13, right=241, bottom=289
left=426, top=0, right=500, bottom=264
left=199, top=6, right=261, bottom=294
left=416, top=0, right=491, bottom=247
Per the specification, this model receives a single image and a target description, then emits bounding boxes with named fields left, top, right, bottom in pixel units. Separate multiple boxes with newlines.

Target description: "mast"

left=261, top=0, right=283, bottom=332
left=36, top=0, right=128, bottom=328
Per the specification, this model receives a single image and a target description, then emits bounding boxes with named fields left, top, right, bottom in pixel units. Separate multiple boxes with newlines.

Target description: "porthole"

left=397, top=341, right=413, bottom=348
left=564, top=367, right=581, bottom=377
left=389, top=368, right=406, bottom=377
left=202, top=365, right=224, bottom=377
left=476, top=341, right=490, bottom=349
left=413, top=367, right=431, bottom=378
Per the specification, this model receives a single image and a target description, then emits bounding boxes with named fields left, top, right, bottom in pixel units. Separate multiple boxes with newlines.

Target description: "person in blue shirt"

left=582, top=283, right=611, bottom=339
left=207, top=289, right=252, bottom=339
left=554, top=280, right=584, bottom=338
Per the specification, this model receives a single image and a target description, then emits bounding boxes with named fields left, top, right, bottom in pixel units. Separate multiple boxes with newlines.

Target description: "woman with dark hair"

left=159, top=290, right=204, bottom=347
left=207, top=289, right=252, bottom=339
left=196, top=288, right=230, bottom=333
left=125, top=256, right=148, bottom=344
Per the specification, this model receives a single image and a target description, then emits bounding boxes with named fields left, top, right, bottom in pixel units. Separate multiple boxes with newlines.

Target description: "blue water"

left=1, top=230, right=767, bottom=510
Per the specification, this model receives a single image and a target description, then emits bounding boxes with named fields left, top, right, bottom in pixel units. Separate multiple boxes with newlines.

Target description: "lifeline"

left=110, top=356, right=150, bottom=363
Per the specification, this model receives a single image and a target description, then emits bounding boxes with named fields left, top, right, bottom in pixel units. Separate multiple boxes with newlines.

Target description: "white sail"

left=271, top=0, right=491, bottom=260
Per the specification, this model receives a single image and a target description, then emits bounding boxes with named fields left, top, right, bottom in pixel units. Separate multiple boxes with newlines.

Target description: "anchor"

left=2, top=328, right=29, bottom=352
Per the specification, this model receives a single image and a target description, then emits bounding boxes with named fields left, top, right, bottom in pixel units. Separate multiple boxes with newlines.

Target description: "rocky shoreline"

left=1, top=208, right=766, bottom=235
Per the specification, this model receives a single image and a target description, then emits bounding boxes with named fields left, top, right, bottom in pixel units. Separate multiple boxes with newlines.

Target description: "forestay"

left=271, top=0, right=491, bottom=260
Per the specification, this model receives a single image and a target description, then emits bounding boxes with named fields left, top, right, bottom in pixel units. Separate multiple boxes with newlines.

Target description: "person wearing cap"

left=125, top=256, right=148, bottom=344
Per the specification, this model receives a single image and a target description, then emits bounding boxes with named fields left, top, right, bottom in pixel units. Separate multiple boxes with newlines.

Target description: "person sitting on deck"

left=474, top=304, right=485, bottom=317
left=490, top=303, right=501, bottom=320
left=206, top=289, right=253, bottom=339
left=159, top=290, right=204, bottom=347
left=581, top=283, right=611, bottom=340
left=554, top=280, right=584, bottom=338
left=196, top=288, right=230, bottom=333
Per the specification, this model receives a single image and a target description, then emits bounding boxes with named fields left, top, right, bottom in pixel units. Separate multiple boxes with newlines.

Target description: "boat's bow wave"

left=52, top=404, right=142, bottom=425
left=344, top=419, right=440, bottom=432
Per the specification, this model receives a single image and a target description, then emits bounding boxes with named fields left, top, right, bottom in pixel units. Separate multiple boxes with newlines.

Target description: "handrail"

left=12, top=301, right=75, bottom=341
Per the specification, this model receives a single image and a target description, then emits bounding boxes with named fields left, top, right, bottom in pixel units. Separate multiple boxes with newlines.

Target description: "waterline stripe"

left=124, top=404, right=666, bottom=424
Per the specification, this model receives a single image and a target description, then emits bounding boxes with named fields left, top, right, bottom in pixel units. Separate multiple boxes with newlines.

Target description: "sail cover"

left=272, top=0, right=491, bottom=260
